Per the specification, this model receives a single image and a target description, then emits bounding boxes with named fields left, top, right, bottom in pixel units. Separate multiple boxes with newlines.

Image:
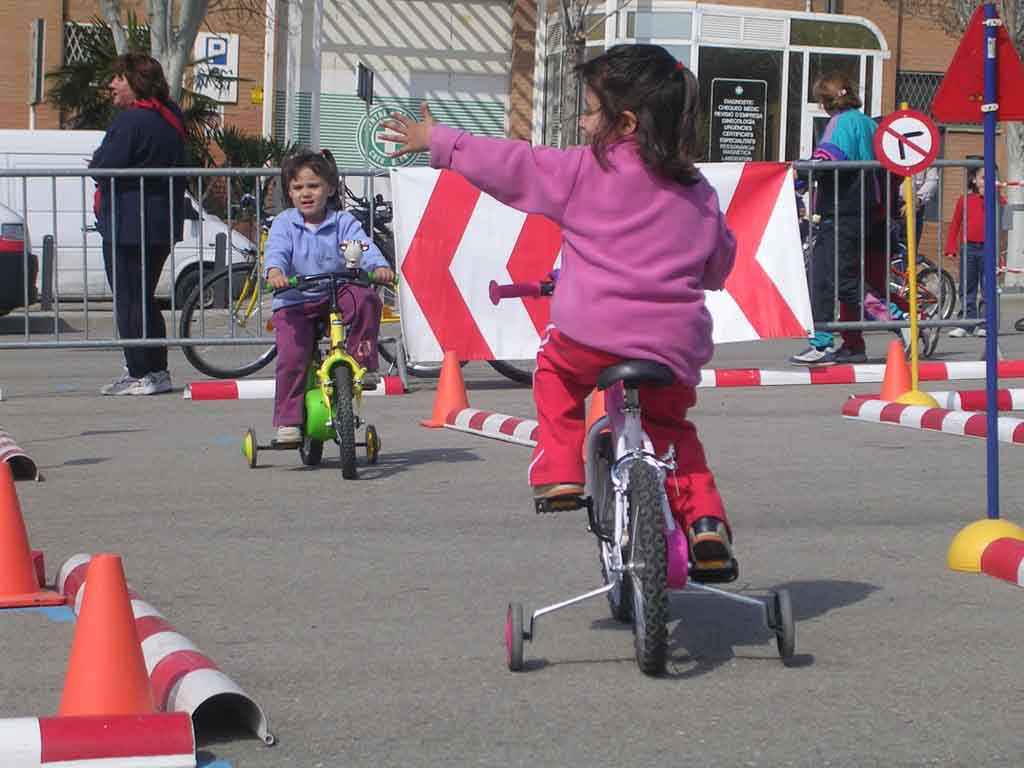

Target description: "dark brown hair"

left=280, top=148, right=342, bottom=210
left=111, top=53, right=170, bottom=102
left=813, top=72, right=862, bottom=114
left=576, top=44, right=701, bottom=185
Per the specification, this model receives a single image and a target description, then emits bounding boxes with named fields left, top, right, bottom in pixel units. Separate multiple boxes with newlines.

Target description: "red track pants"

left=528, top=328, right=729, bottom=532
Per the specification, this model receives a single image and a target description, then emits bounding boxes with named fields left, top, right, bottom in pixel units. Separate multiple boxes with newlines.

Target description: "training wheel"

left=243, top=428, right=258, bottom=469
left=772, top=588, right=796, bottom=662
left=506, top=602, right=525, bottom=672
left=365, top=425, right=381, bottom=464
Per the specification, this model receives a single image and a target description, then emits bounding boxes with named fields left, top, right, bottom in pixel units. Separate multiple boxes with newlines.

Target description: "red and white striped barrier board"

left=842, top=396, right=1024, bottom=444
left=980, top=538, right=1024, bottom=587
left=443, top=409, right=538, bottom=447
left=0, top=429, right=40, bottom=481
left=392, top=164, right=812, bottom=365
left=698, top=359, right=1024, bottom=388
left=0, top=712, right=195, bottom=768
left=184, top=375, right=405, bottom=400
left=57, top=554, right=275, bottom=746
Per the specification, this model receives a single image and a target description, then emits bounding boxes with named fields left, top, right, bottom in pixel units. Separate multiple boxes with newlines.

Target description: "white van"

left=0, top=129, right=255, bottom=306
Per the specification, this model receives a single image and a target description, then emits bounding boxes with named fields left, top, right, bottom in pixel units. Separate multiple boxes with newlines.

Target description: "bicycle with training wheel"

left=493, top=277, right=795, bottom=677
left=242, top=261, right=382, bottom=479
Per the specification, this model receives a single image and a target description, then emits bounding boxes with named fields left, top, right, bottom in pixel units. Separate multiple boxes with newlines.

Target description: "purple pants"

left=272, top=285, right=382, bottom=426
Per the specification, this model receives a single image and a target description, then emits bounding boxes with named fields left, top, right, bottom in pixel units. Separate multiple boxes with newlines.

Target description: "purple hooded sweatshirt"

left=429, top=125, right=736, bottom=386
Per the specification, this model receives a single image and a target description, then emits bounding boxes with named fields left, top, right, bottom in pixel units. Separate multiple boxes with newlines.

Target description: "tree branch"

left=98, top=0, right=129, bottom=54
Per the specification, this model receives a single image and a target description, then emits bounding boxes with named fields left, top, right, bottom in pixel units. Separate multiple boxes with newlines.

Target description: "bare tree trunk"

left=556, top=0, right=589, bottom=147
left=98, top=0, right=130, bottom=54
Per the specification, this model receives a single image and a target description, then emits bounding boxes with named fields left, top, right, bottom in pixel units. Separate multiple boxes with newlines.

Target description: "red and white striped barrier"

left=698, top=359, right=1024, bottom=388
left=0, top=429, right=40, bottom=481
left=57, top=554, right=275, bottom=746
left=184, top=375, right=405, bottom=400
left=443, top=409, right=538, bottom=447
left=980, top=538, right=1024, bottom=587
left=854, top=388, right=1024, bottom=411
left=842, top=396, right=1024, bottom=444
left=0, top=713, right=195, bottom=767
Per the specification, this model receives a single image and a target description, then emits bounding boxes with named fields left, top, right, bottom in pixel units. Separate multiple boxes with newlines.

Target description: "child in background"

left=946, top=161, right=996, bottom=338
left=381, top=45, right=739, bottom=574
left=264, top=149, right=394, bottom=445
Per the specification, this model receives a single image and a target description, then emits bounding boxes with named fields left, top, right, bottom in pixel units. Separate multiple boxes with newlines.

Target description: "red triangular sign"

left=931, top=4, right=1024, bottom=122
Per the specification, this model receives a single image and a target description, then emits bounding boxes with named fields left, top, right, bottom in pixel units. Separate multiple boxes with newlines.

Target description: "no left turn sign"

left=873, top=109, right=940, bottom=176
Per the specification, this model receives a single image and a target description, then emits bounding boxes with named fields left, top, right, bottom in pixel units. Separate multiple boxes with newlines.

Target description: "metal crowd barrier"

left=0, top=166, right=386, bottom=351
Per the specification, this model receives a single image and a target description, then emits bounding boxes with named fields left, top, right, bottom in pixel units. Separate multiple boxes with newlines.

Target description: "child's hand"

left=379, top=103, right=436, bottom=158
left=371, top=266, right=395, bottom=284
left=266, top=267, right=289, bottom=290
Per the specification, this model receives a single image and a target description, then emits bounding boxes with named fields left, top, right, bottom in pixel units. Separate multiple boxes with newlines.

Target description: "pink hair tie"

left=675, top=61, right=685, bottom=71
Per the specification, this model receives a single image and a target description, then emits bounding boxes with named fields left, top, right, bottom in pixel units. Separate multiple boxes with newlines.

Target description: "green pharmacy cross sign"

left=357, top=104, right=418, bottom=169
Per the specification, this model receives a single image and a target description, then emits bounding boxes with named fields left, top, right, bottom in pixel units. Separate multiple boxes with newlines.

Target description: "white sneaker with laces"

left=275, top=425, right=302, bottom=444
left=948, top=327, right=969, bottom=338
left=101, top=369, right=138, bottom=395
left=974, top=327, right=987, bottom=337
left=109, top=371, right=172, bottom=396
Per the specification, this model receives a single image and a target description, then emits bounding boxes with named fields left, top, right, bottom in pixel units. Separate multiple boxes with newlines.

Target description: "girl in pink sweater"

left=383, top=45, right=738, bottom=573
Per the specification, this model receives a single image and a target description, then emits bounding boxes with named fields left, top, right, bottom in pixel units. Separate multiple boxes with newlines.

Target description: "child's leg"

left=272, top=305, right=318, bottom=427
left=529, top=328, right=617, bottom=488
left=638, top=384, right=729, bottom=536
left=336, top=284, right=383, bottom=369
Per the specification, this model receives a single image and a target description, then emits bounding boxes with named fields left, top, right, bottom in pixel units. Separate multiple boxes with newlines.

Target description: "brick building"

left=0, top=0, right=1000, bottom=258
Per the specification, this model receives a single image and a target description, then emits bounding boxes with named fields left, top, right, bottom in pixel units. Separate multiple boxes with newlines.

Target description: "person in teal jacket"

left=790, top=72, right=892, bottom=367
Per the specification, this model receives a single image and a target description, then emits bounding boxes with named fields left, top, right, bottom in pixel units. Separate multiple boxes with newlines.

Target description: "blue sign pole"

left=983, top=1, right=1000, bottom=519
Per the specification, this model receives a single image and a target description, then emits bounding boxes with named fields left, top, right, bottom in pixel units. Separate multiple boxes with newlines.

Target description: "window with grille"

left=63, top=22, right=149, bottom=65
left=894, top=71, right=942, bottom=116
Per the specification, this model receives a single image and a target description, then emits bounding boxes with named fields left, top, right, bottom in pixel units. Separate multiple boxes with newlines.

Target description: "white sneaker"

left=109, top=371, right=172, bottom=396
left=275, top=425, right=302, bottom=444
left=948, top=327, right=969, bottom=338
left=974, top=327, right=987, bottom=337
left=100, top=369, right=136, bottom=395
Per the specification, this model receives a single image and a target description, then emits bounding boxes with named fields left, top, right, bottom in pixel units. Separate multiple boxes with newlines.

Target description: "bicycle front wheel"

left=332, top=365, right=357, bottom=479
left=918, top=267, right=957, bottom=321
left=627, top=460, right=668, bottom=676
left=179, top=264, right=277, bottom=379
left=488, top=359, right=536, bottom=385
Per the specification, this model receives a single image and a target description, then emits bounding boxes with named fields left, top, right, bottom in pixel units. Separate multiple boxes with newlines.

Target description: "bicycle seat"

left=596, top=360, right=675, bottom=390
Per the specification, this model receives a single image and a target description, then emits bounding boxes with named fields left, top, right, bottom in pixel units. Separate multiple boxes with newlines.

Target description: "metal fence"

left=0, top=166, right=387, bottom=356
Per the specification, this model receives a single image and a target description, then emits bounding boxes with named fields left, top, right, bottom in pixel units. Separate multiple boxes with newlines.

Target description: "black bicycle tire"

left=377, top=343, right=457, bottom=379
left=487, top=359, right=535, bottom=385
left=179, top=263, right=277, bottom=379
left=333, top=365, right=358, bottom=479
left=917, top=267, right=957, bottom=321
left=627, top=461, right=669, bottom=676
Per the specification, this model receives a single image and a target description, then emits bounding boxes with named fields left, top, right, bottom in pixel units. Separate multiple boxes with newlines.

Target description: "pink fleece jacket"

left=429, top=125, right=736, bottom=386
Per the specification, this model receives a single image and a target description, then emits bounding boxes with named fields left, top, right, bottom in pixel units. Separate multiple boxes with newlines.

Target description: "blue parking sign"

left=205, top=36, right=229, bottom=66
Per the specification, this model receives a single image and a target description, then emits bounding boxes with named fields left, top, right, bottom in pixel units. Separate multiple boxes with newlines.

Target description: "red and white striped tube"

left=853, top=389, right=1024, bottom=411
left=0, top=713, right=195, bottom=767
left=842, top=396, right=1024, bottom=444
left=184, top=375, right=405, bottom=400
left=57, top=555, right=275, bottom=747
left=444, top=409, right=538, bottom=447
left=697, top=360, right=1024, bottom=389
left=0, top=429, right=40, bottom=481
left=980, top=538, right=1024, bottom=587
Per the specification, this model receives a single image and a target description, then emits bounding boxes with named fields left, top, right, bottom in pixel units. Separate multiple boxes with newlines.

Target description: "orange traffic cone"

left=0, top=463, right=64, bottom=608
left=422, top=350, right=470, bottom=428
left=880, top=338, right=912, bottom=401
left=582, top=388, right=607, bottom=460
left=58, top=554, right=156, bottom=716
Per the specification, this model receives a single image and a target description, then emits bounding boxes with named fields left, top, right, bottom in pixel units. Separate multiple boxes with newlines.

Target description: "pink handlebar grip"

left=489, top=280, right=542, bottom=305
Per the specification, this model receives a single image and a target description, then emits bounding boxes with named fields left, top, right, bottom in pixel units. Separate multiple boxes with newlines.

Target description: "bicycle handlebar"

left=272, top=268, right=376, bottom=295
left=489, top=270, right=559, bottom=305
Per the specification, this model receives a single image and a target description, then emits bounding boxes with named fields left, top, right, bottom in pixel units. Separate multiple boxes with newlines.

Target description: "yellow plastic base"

left=947, top=518, right=1024, bottom=573
left=895, top=389, right=940, bottom=407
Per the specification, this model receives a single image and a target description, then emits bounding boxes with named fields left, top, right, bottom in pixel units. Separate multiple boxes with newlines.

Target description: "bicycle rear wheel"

left=488, top=359, right=536, bottom=385
left=918, top=267, right=956, bottom=321
left=179, top=263, right=277, bottom=379
left=626, top=461, right=669, bottom=676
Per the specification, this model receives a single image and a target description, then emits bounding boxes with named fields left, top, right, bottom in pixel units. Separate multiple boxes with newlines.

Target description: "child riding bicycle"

left=264, top=149, right=394, bottom=446
left=382, top=45, right=739, bottom=573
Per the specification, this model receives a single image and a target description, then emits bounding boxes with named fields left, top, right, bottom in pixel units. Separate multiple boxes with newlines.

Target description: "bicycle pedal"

left=534, top=495, right=590, bottom=514
left=689, top=558, right=739, bottom=584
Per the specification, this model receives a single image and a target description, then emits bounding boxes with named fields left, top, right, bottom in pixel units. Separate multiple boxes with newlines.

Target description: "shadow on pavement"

left=280, top=446, right=483, bottom=479
left=0, top=314, right=77, bottom=335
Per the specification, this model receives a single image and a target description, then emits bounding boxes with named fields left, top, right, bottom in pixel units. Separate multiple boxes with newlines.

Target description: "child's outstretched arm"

left=381, top=103, right=584, bottom=223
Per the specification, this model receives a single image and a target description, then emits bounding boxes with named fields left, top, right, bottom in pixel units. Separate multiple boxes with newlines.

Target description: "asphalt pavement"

left=2, top=300, right=1024, bottom=767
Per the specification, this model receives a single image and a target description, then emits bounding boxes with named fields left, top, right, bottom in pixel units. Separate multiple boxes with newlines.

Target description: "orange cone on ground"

left=58, top=554, right=157, bottom=716
left=422, top=350, right=470, bottom=428
left=582, top=388, right=607, bottom=460
left=880, top=338, right=912, bottom=401
left=0, top=463, right=64, bottom=608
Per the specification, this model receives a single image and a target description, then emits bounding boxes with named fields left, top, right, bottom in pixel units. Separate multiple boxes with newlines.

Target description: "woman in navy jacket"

left=90, top=53, right=186, bottom=395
